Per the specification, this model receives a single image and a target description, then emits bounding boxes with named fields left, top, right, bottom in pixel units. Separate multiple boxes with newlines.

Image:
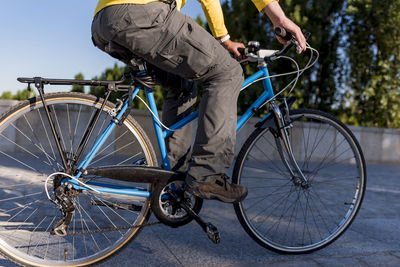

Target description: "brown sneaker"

left=187, top=174, right=248, bottom=203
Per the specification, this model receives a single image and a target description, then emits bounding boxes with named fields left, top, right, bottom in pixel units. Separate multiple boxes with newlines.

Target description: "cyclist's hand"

left=221, top=39, right=246, bottom=60
left=275, top=18, right=306, bottom=54
left=262, top=1, right=306, bottom=54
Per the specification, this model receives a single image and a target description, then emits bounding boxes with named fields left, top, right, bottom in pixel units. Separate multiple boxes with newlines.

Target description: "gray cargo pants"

left=91, top=1, right=243, bottom=185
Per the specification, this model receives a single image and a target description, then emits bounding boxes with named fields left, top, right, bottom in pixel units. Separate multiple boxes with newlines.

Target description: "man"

left=91, top=0, right=306, bottom=203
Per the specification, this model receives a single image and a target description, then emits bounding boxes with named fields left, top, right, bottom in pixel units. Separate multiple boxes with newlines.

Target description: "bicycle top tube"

left=161, top=65, right=275, bottom=139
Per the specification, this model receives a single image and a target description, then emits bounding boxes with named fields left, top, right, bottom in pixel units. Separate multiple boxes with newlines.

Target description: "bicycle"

left=0, top=30, right=366, bottom=266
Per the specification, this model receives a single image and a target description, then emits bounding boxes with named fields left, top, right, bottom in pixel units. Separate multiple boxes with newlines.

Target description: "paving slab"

left=0, top=163, right=399, bottom=267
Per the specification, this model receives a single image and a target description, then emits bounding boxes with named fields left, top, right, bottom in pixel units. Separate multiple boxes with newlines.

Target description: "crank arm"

left=167, top=189, right=220, bottom=244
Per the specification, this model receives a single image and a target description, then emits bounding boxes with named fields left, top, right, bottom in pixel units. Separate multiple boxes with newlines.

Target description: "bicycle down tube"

left=68, top=65, right=277, bottom=197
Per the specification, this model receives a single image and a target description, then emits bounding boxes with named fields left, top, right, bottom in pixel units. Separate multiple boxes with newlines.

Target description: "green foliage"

left=195, top=15, right=206, bottom=28
left=70, top=0, right=400, bottom=128
left=86, top=63, right=165, bottom=110
left=222, top=0, right=400, bottom=128
left=0, top=91, right=13, bottom=100
left=0, top=89, right=35, bottom=100
left=222, top=0, right=346, bottom=115
left=71, top=73, right=85, bottom=93
left=342, top=0, right=400, bottom=128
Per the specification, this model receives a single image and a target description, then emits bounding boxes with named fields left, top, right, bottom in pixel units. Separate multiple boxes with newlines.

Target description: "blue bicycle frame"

left=70, top=66, right=275, bottom=197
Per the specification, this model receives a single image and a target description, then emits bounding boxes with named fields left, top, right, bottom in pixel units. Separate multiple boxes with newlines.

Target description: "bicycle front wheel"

left=233, top=108, right=366, bottom=253
left=0, top=92, right=157, bottom=266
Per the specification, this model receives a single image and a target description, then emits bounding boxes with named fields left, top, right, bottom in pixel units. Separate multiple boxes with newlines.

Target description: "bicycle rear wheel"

left=233, top=108, right=366, bottom=253
left=0, top=92, right=157, bottom=266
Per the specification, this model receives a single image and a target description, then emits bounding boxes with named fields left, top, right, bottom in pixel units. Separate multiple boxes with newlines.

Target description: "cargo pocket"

left=156, top=21, right=215, bottom=79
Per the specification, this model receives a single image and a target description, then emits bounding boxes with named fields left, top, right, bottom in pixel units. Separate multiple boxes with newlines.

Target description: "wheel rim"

left=0, top=95, right=155, bottom=265
left=235, top=111, right=365, bottom=252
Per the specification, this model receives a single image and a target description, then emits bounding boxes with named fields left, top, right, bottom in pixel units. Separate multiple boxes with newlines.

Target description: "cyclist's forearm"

left=261, top=1, right=306, bottom=53
left=261, top=1, right=286, bottom=27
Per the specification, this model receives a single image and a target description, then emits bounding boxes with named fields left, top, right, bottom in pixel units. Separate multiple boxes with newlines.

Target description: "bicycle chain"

left=65, top=221, right=162, bottom=236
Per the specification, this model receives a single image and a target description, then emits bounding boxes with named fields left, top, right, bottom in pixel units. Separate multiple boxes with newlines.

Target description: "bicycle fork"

left=270, top=101, right=310, bottom=188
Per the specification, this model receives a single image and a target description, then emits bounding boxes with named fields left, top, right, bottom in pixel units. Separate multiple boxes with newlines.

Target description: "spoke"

left=305, top=123, right=330, bottom=164
left=92, top=130, right=130, bottom=158
left=93, top=113, right=108, bottom=142
left=0, top=199, right=41, bottom=216
left=75, top=107, right=97, bottom=157
left=248, top=181, right=295, bottom=222
left=243, top=189, right=295, bottom=200
left=72, top=209, right=76, bottom=261
left=90, top=140, right=136, bottom=166
left=92, top=193, right=135, bottom=226
left=245, top=155, right=289, bottom=180
left=51, top=105, right=67, bottom=157
left=253, top=138, right=289, bottom=178
left=305, top=188, right=339, bottom=234
left=37, top=109, right=57, bottom=161
left=66, top=103, right=75, bottom=157
left=0, top=182, right=37, bottom=190
left=116, top=152, right=142, bottom=166
left=0, top=134, right=39, bottom=159
left=282, top=188, right=301, bottom=245
left=73, top=104, right=83, bottom=150
left=23, top=114, right=61, bottom=171
left=0, top=192, right=42, bottom=205
left=308, top=149, right=354, bottom=182
left=29, top=215, right=56, bottom=258
left=73, top=200, right=103, bottom=251
left=245, top=180, right=293, bottom=211
left=15, top=208, right=39, bottom=231
left=262, top=185, right=299, bottom=237
left=268, top=185, right=300, bottom=234
left=75, top=198, right=88, bottom=258
left=297, top=189, right=314, bottom=245
left=72, top=199, right=112, bottom=245
left=240, top=175, right=287, bottom=181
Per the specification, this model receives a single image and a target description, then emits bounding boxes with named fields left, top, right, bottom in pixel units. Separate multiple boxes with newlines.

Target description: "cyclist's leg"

left=148, top=64, right=198, bottom=172
left=91, top=1, right=244, bottom=195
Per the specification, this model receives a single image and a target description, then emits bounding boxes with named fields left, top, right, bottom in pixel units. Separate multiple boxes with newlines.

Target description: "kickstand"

left=167, top=189, right=220, bottom=244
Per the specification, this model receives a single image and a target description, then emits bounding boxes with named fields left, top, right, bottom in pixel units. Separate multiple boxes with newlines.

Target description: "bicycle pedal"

left=206, top=223, right=220, bottom=244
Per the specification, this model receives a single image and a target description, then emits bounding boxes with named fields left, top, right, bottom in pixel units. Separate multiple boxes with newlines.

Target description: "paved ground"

left=0, top=163, right=399, bottom=267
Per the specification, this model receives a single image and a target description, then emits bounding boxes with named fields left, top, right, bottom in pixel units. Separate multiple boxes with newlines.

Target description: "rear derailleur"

left=50, top=178, right=78, bottom=237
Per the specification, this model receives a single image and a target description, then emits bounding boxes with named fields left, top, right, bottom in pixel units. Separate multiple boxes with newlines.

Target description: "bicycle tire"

left=233, top=108, right=366, bottom=253
left=0, top=92, right=157, bottom=266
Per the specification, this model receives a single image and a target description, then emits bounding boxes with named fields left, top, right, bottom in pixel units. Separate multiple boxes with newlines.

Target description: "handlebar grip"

left=274, top=27, right=293, bottom=41
left=238, top=48, right=246, bottom=55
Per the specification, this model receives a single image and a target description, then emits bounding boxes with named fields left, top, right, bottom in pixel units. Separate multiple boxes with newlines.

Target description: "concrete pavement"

left=1, top=163, right=399, bottom=267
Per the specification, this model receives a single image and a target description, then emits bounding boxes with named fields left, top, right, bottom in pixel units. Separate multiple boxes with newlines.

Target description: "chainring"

left=151, top=178, right=203, bottom=228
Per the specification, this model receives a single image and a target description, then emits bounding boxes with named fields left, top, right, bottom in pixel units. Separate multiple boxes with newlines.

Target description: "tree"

left=222, top=0, right=346, bottom=115
left=88, top=63, right=165, bottom=110
left=0, top=89, right=35, bottom=100
left=0, top=91, right=13, bottom=100
left=14, top=89, right=34, bottom=100
left=342, top=0, right=400, bottom=128
left=71, top=73, right=85, bottom=93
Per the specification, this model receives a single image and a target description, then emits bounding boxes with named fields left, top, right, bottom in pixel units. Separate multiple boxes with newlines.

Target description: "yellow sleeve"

left=198, top=0, right=228, bottom=38
left=251, top=0, right=278, bottom=12
left=198, top=0, right=278, bottom=38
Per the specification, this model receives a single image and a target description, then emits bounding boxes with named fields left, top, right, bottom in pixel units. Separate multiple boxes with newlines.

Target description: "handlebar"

left=274, top=27, right=293, bottom=41
left=238, top=28, right=311, bottom=63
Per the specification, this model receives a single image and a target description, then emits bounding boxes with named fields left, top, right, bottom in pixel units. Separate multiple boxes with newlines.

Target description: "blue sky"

left=0, top=0, right=203, bottom=94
